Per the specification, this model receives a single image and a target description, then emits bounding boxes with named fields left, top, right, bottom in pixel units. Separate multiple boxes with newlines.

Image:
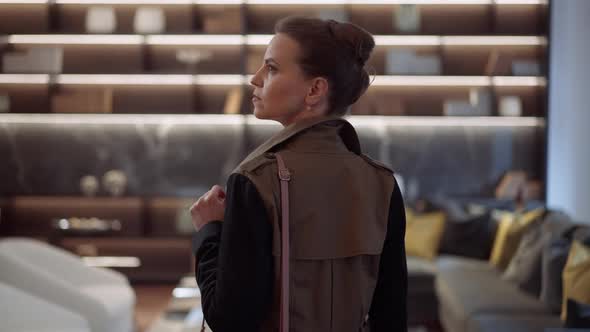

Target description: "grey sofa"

left=407, top=254, right=565, bottom=332
left=435, top=255, right=562, bottom=332
left=407, top=256, right=439, bottom=326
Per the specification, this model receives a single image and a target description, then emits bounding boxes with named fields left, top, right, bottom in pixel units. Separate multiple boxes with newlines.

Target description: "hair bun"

left=327, top=20, right=375, bottom=67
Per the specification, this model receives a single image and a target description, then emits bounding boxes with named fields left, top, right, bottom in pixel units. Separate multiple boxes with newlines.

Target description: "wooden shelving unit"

left=0, top=0, right=548, bottom=117
left=0, top=0, right=550, bottom=284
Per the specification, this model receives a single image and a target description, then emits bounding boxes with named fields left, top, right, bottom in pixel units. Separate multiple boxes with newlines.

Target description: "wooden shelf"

left=0, top=1, right=547, bottom=35
left=0, top=0, right=549, bottom=5
left=0, top=74, right=245, bottom=85
left=0, top=113, right=546, bottom=126
left=0, top=73, right=545, bottom=87
left=2, top=34, right=547, bottom=46
left=0, top=0, right=547, bottom=116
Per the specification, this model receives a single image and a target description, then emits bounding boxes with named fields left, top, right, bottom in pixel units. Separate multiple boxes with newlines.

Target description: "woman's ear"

left=305, top=77, right=329, bottom=107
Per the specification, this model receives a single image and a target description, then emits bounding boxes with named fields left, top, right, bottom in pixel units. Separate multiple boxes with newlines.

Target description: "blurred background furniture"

left=0, top=281, right=91, bottom=332
left=0, top=237, right=135, bottom=332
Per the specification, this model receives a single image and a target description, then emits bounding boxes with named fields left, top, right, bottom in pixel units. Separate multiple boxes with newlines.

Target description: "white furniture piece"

left=0, top=282, right=91, bottom=332
left=0, top=238, right=135, bottom=332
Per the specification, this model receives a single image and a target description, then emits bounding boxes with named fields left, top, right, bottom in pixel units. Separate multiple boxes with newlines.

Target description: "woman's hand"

left=190, top=185, right=226, bottom=231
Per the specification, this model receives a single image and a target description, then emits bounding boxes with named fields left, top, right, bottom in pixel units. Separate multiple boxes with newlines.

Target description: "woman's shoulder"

left=233, top=152, right=277, bottom=176
left=359, top=154, right=395, bottom=176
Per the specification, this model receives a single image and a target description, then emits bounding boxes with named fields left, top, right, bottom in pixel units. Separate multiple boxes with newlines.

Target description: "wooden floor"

left=133, top=284, right=176, bottom=332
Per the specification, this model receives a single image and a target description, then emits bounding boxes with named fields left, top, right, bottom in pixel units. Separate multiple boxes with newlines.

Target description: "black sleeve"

left=192, top=173, right=274, bottom=332
left=369, top=179, right=408, bottom=332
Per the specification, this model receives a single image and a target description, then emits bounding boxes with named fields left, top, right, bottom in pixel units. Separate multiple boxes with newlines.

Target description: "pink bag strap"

left=201, top=153, right=291, bottom=332
left=275, top=152, right=291, bottom=332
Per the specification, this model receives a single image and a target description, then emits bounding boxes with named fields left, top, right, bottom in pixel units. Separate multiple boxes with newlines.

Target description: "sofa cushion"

left=502, top=211, right=574, bottom=296
left=541, top=237, right=572, bottom=314
left=439, top=208, right=497, bottom=260
left=489, top=208, right=545, bottom=271
left=405, top=210, right=446, bottom=260
left=436, top=256, right=552, bottom=332
left=467, top=313, right=561, bottom=332
left=562, top=241, right=590, bottom=321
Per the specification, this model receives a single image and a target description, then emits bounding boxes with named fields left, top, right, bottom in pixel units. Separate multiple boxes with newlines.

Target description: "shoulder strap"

left=275, top=152, right=291, bottom=332
left=200, top=154, right=292, bottom=332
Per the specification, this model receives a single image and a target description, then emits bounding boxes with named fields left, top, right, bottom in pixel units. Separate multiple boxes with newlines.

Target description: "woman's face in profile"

left=250, top=33, right=311, bottom=125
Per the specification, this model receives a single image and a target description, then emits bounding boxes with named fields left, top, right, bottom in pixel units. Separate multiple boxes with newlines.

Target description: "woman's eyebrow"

left=264, top=58, right=280, bottom=66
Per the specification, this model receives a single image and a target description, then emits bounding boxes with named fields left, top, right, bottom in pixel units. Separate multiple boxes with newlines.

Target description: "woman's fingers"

left=210, top=185, right=226, bottom=201
left=190, top=185, right=226, bottom=231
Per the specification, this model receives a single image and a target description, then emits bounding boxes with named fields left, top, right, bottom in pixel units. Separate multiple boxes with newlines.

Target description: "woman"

left=190, top=16, right=407, bottom=332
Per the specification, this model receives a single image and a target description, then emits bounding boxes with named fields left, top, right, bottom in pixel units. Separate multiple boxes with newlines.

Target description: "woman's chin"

left=253, top=107, right=268, bottom=120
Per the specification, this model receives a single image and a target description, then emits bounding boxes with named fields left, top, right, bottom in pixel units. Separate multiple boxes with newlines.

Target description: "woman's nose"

left=250, top=67, right=263, bottom=88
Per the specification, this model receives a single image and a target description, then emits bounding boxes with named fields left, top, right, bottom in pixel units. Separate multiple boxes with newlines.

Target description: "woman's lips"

left=252, top=96, right=261, bottom=103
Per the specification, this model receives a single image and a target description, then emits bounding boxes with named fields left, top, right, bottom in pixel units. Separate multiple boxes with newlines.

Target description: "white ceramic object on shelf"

left=3, top=47, right=63, bottom=74
left=176, top=49, right=213, bottom=73
left=86, top=6, right=117, bottom=34
left=395, top=4, right=421, bottom=33
left=134, top=6, right=166, bottom=34
left=499, top=96, right=523, bottom=117
left=0, top=95, right=9, bottom=113
left=80, top=175, right=99, bottom=197
left=102, top=170, right=127, bottom=197
left=317, top=8, right=349, bottom=23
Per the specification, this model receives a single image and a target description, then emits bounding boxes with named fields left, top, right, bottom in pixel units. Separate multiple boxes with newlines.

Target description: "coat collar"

left=238, top=115, right=361, bottom=168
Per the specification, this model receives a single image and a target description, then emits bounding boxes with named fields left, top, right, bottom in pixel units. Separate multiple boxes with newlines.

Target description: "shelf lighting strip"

left=252, top=35, right=547, bottom=46
left=53, top=0, right=242, bottom=4
left=55, top=74, right=245, bottom=85
left=5, top=35, right=144, bottom=45
left=0, top=74, right=50, bottom=84
left=245, top=0, right=547, bottom=5
left=145, top=35, right=244, bottom=45
left=0, top=114, right=249, bottom=125
left=0, top=113, right=545, bottom=128
left=4, top=34, right=547, bottom=47
left=371, top=76, right=546, bottom=87
left=0, top=0, right=548, bottom=5
left=82, top=256, right=141, bottom=268
left=346, top=115, right=544, bottom=127
left=0, top=74, right=545, bottom=87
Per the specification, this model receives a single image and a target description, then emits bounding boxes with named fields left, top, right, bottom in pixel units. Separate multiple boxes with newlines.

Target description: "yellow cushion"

left=489, top=208, right=545, bottom=270
left=562, top=241, right=590, bottom=321
left=405, top=209, right=446, bottom=261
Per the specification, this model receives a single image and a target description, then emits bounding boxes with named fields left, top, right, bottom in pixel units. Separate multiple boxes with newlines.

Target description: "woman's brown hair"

left=274, top=16, right=375, bottom=116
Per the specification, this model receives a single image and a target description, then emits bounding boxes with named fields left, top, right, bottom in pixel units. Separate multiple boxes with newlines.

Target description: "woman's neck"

left=279, top=103, right=330, bottom=127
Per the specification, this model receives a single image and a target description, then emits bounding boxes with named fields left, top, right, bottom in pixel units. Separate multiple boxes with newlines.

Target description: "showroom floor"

left=134, top=284, right=176, bottom=332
